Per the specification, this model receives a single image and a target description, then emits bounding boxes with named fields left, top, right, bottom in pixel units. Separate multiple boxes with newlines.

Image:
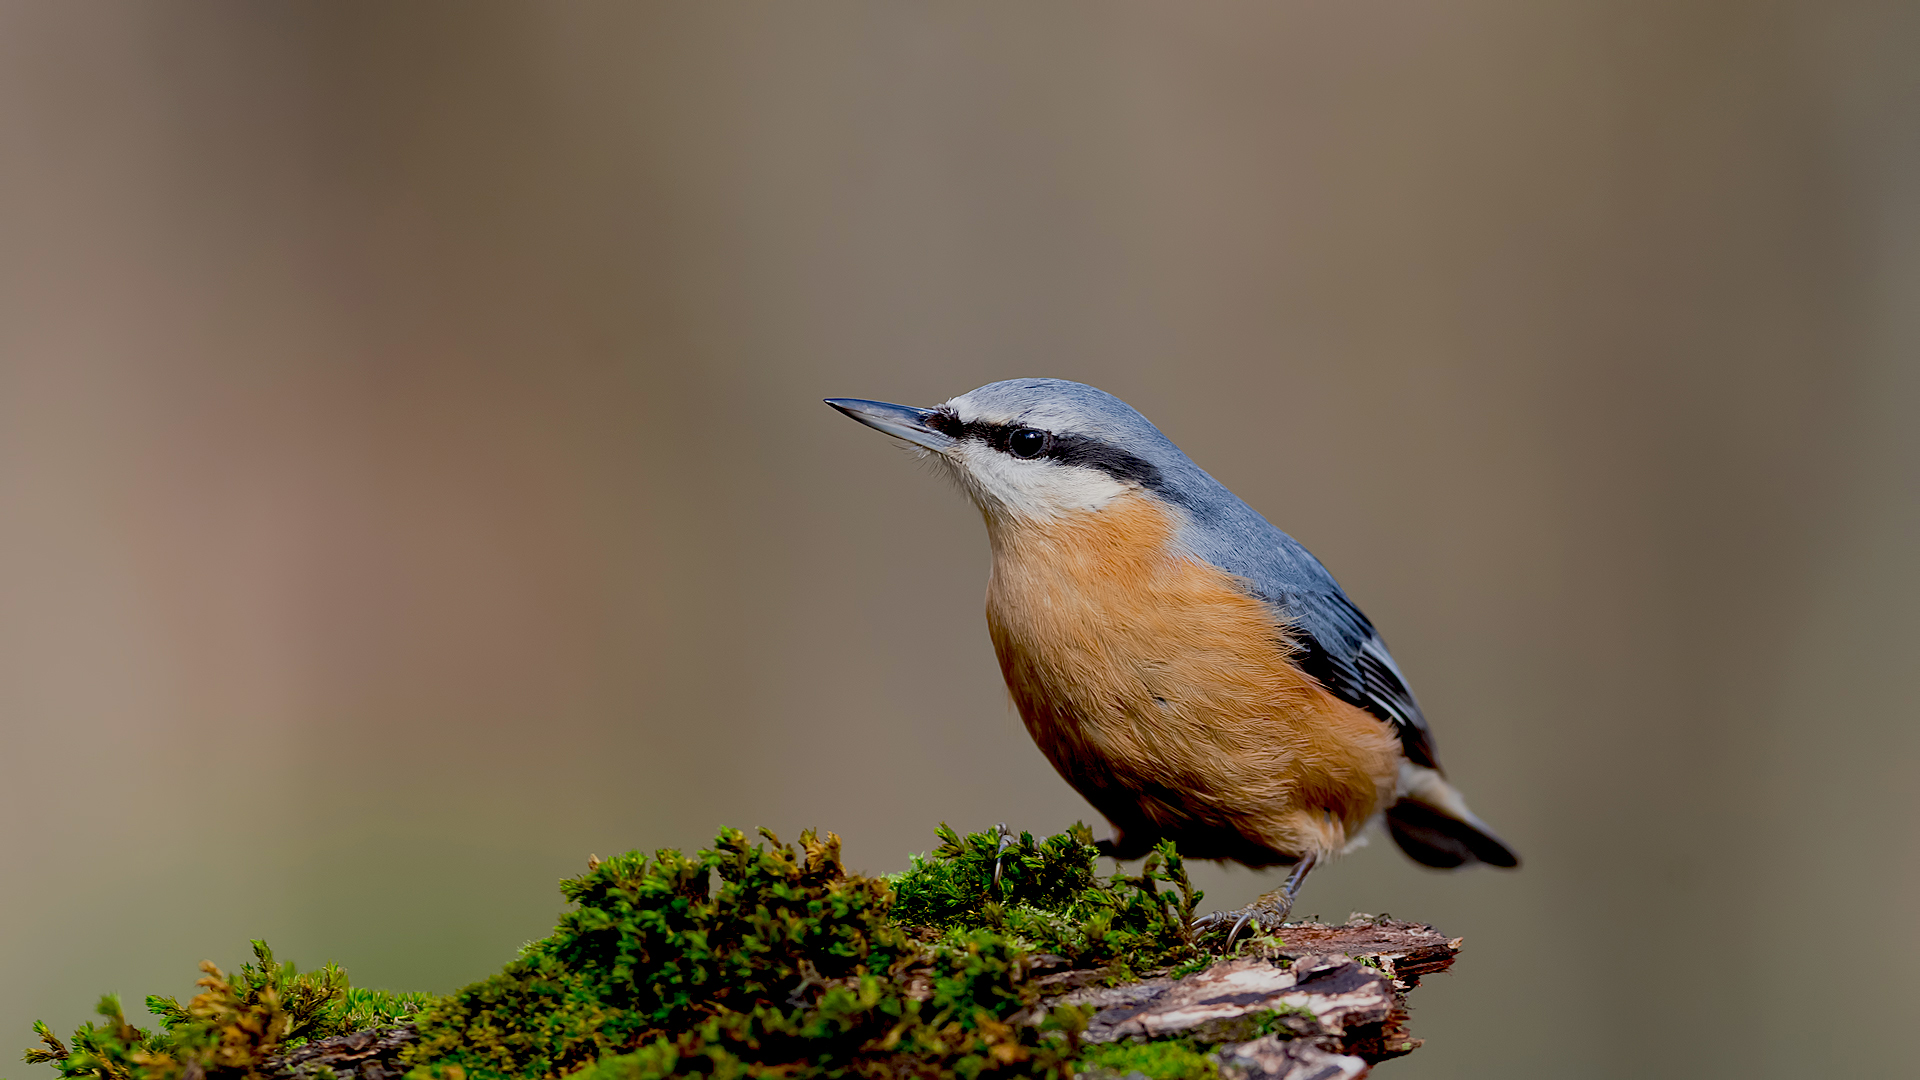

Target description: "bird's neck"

left=981, top=493, right=1178, bottom=584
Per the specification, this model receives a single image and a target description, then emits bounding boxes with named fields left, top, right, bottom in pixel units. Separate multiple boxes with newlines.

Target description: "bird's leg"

left=991, top=823, right=1015, bottom=893
left=1193, top=854, right=1318, bottom=950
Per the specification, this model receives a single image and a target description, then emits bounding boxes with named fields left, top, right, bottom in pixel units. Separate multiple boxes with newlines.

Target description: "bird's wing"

left=1203, top=529, right=1440, bottom=769
left=1281, top=589, right=1439, bottom=769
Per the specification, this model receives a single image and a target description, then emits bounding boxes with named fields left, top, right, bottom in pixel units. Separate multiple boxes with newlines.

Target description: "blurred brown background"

left=2, top=3, right=1916, bottom=1077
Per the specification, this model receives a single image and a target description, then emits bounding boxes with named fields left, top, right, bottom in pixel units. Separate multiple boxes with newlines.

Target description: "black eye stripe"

left=925, top=408, right=1165, bottom=492
left=1044, top=432, right=1164, bottom=491
left=922, top=409, right=970, bottom=439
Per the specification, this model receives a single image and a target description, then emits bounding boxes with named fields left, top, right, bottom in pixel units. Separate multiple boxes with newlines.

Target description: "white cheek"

left=945, top=443, right=1128, bottom=520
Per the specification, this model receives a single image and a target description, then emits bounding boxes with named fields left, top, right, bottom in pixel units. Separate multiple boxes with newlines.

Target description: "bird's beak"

left=823, top=398, right=956, bottom=453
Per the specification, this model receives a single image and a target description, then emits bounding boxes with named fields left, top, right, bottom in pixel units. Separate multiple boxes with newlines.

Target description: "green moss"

left=890, top=824, right=1202, bottom=977
left=401, top=827, right=1096, bottom=1080
left=22, top=824, right=1217, bottom=1080
left=1073, top=1039, right=1219, bottom=1080
left=20, top=942, right=431, bottom=1080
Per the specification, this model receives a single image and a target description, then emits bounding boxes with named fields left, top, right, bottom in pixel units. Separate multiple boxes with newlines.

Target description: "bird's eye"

left=1007, top=428, right=1048, bottom=459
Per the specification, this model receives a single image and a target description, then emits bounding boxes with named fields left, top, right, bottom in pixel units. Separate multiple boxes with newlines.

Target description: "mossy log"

left=24, top=827, right=1463, bottom=1080
left=268, top=918, right=1456, bottom=1080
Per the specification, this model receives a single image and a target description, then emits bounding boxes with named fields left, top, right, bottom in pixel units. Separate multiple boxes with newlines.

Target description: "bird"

left=826, top=379, right=1517, bottom=938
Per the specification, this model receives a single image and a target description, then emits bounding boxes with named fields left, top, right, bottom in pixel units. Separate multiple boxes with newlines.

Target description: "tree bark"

left=1047, top=916, right=1460, bottom=1079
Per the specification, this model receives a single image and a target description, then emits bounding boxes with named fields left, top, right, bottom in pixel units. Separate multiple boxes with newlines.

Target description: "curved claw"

left=1225, top=910, right=1258, bottom=951
left=1188, top=907, right=1262, bottom=950
left=1191, top=855, right=1316, bottom=952
left=991, top=823, right=1015, bottom=894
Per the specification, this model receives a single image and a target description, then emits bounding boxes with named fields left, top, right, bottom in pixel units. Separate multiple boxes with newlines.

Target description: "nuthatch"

left=827, top=379, right=1518, bottom=937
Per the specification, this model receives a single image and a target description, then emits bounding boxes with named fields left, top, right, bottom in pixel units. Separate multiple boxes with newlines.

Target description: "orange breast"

left=983, top=494, right=1401, bottom=865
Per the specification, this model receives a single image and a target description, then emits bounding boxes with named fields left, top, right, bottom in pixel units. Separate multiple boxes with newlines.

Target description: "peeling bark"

left=1053, top=915, right=1459, bottom=1079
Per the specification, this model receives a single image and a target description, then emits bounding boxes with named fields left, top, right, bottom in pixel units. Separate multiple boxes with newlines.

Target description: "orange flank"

left=983, top=493, right=1402, bottom=867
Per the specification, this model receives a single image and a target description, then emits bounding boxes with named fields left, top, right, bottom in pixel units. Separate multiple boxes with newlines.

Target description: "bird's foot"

left=1190, top=854, right=1317, bottom=951
left=1191, top=888, right=1297, bottom=951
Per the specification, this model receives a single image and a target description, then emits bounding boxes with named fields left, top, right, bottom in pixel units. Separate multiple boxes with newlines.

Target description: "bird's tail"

left=1387, top=765, right=1520, bottom=869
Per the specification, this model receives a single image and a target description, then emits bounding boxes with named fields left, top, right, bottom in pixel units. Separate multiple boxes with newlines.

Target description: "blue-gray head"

left=825, top=378, right=1225, bottom=524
